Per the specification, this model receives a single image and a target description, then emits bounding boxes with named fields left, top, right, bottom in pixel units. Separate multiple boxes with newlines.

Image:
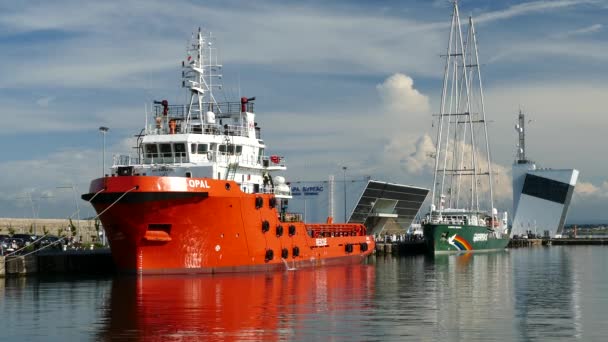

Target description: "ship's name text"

left=473, top=233, right=488, bottom=242
left=188, top=179, right=210, bottom=189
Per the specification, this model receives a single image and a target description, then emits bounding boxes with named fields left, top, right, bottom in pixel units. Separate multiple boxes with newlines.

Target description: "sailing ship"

left=81, top=29, right=374, bottom=274
left=422, top=2, right=510, bottom=253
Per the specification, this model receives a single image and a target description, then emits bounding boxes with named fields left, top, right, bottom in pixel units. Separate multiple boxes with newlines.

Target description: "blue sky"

left=1, top=0, right=608, bottom=223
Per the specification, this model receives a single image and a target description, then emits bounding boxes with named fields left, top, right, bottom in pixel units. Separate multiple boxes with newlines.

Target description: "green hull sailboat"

left=422, top=2, right=510, bottom=254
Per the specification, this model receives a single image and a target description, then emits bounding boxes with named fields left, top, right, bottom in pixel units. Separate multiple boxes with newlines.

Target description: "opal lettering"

left=188, top=179, right=210, bottom=189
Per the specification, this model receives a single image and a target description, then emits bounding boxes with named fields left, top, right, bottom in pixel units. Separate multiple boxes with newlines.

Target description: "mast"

left=516, top=110, right=527, bottom=163
left=182, top=28, right=223, bottom=132
left=430, top=1, right=495, bottom=219
left=470, top=16, right=494, bottom=214
left=430, top=2, right=457, bottom=214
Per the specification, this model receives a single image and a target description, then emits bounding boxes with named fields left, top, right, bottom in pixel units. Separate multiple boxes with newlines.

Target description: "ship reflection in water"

left=98, top=264, right=375, bottom=341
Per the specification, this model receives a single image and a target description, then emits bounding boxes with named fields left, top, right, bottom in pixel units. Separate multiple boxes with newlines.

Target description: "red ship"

left=101, top=265, right=375, bottom=339
left=82, top=29, right=375, bottom=274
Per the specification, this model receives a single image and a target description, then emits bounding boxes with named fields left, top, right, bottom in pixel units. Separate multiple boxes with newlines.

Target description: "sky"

left=1, top=0, right=608, bottom=223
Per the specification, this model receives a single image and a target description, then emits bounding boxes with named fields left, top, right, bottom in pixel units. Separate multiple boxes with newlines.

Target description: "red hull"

left=84, top=176, right=375, bottom=274
left=101, top=264, right=375, bottom=340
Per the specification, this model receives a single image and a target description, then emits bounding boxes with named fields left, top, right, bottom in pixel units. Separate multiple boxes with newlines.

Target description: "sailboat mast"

left=470, top=16, right=494, bottom=213
left=430, top=3, right=457, bottom=213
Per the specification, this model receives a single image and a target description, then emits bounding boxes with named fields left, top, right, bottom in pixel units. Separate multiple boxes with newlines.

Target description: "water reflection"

left=512, top=247, right=581, bottom=340
left=99, top=264, right=375, bottom=341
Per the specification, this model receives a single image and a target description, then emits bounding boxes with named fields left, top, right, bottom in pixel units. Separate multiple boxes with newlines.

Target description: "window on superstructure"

left=197, top=144, right=208, bottom=153
left=219, top=144, right=227, bottom=154
left=227, top=144, right=235, bottom=155
left=160, top=144, right=172, bottom=158
left=191, top=144, right=197, bottom=154
left=174, top=143, right=186, bottom=157
left=145, top=144, right=159, bottom=158
left=236, top=145, right=242, bottom=155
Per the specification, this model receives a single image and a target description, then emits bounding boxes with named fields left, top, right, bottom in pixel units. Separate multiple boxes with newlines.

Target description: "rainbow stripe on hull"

left=423, top=223, right=510, bottom=254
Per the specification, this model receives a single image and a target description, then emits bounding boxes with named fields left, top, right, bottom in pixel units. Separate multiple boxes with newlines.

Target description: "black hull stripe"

left=81, top=192, right=208, bottom=204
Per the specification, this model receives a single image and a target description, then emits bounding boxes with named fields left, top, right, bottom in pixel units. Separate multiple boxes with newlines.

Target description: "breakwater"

left=0, top=218, right=100, bottom=243
left=1, top=249, right=114, bottom=277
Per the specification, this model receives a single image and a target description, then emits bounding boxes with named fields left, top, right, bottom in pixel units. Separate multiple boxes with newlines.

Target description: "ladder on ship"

left=226, top=162, right=238, bottom=180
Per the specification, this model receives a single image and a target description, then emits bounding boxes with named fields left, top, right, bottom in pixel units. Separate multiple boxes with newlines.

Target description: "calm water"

left=1, top=246, right=608, bottom=341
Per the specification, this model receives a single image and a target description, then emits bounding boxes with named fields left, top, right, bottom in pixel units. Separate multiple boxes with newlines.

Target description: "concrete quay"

left=375, top=240, right=427, bottom=255
left=0, top=217, right=101, bottom=244
left=1, top=249, right=114, bottom=277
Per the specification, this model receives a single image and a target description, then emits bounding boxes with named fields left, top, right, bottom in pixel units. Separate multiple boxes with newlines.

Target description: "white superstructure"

left=111, top=28, right=291, bottom=199
left=511, top=111, right=578, bottom=237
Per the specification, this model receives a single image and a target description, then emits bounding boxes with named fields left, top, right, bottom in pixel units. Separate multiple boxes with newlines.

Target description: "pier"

left=1, top=249, right=114, bottom=277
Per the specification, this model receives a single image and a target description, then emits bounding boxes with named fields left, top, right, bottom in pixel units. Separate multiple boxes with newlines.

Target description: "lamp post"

left=342, top=166, right=347, bottom=223
left=99, top=126, right=109, bottom=177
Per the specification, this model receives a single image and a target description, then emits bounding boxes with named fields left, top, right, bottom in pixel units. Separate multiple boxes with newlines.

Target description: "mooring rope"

left=92, top=186, right=138, bottom=220
left=86, top=187, right=106, bottom=203
left=4, top=237, right=66, bottom=261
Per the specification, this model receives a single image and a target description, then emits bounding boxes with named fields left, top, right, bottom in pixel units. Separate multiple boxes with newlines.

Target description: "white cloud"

left=36, top=96, right=55, bottom=107
left=476, top=0, right=600, bottom=24
left=575, top=180, right=608, bottom=198
left=555, top=23, right=603, bottom=38
left=377, top=73, right=430, bottom=116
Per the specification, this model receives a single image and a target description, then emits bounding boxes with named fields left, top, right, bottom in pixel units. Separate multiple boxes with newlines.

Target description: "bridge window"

left=191, top=143, right=197, bottom=154
left=236, top=145, right=243, bottom=155
left=160, top=144, right=172, bottom=157
left=219, top=144, right=227, bottom=153
left=145, top=144, right=159, bottom=158
left=197, top=144, right=208, bottom=153
left=174, top=143, right=186, bottom=157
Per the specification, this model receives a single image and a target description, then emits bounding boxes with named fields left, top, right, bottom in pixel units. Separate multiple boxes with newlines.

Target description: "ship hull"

left=83, top=176, right=375, bottom=274
left=423, top=223, right=509, bottom=254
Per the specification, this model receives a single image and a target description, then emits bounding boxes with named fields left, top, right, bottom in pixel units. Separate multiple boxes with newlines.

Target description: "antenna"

left=516, top=109, right=527, bottom=162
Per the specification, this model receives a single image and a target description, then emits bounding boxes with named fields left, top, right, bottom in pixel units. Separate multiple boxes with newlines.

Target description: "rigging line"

left=3, top=233, right=54, bottom=257
left=86, top=187, right=106, bottom=204
left=92, top=186, right=138, bottom=220
left=4, top=237, right=66, bottom=260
